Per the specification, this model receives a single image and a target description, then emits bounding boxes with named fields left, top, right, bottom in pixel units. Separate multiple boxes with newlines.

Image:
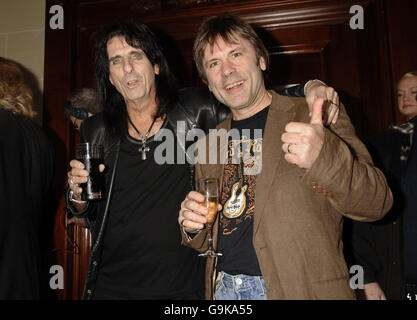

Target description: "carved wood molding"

left=162, top=0, right=241, bottom=10
left=77, top=0, right=371, bottom=35
left=241, top=0, right=371, bottom=29
left=269, top=41, right=330, bottom=55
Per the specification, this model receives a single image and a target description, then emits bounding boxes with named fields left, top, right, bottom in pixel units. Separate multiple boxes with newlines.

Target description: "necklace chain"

left=127, top=114, right=157, bottom=142
left=127, top=114, right=158, bottom=160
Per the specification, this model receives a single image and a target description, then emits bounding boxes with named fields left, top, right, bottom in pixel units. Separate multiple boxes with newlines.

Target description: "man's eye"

left=209, top=61, right=219, bottom=68
left=111, top=58, right=122, bottom=65
left=132, top=53, right=142, bottom=60
left=232, top=52, right=242, bottom=58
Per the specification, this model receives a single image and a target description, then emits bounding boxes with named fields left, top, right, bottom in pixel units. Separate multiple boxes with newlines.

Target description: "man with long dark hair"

left=66, top=19, right=339, bottom=299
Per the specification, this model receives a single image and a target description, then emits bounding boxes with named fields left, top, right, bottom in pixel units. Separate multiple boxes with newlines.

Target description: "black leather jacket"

left=65, top=85, right=305, bottom=299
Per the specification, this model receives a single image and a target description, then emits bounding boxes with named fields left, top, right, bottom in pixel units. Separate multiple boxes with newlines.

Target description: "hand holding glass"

left=197, top=178, right=222, bottom=257
left=76, top=143, right=104, bottom=201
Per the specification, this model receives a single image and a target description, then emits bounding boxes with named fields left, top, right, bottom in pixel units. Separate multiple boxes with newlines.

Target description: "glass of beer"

left=197, top=178, right=222, bottom=257
left=76, top=143, right=103, bottom=201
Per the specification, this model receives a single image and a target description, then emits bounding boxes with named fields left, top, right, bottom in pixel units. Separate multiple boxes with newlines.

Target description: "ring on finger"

left=287, top=143, right=292, bottom=154
left=70, top=177, right=75, bottom=185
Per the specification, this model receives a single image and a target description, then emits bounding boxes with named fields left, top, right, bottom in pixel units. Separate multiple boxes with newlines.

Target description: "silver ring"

left=70, top=177, right=74, bottom=185
left=181, top=219, right=186, bottom=227
left=287, top=143, right=292, bottom=154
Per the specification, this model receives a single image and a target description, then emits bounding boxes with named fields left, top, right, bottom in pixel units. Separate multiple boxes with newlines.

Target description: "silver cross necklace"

left=127, top=114, right=157, bottom=160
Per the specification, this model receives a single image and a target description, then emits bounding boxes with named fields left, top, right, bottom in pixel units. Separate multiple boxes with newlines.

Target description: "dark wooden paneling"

left=384, top=0, right=417, bottom=124
left=44, top=0, right=92, bottom=300
left=44, top=0, right=76, bottom=300
left=264, top=26, right=331, bottom=85
left=354, top=0, right=393, bottom=136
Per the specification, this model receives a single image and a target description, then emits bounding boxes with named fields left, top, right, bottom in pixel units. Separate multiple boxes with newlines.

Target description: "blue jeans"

left=214, top=271, right=267, bottom=300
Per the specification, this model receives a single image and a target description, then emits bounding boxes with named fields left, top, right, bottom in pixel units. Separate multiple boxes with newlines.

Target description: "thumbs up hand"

left=281, top=98, right=326, bottom=169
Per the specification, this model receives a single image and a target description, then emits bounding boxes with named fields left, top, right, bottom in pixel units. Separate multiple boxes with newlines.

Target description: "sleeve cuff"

left=185, top=228, right=201, bottom=240
left=65, top=187, right=90, bottom=217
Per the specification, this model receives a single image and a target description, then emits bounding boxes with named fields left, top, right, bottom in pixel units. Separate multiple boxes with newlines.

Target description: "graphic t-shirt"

left=217, top=106, right=269, bottom=276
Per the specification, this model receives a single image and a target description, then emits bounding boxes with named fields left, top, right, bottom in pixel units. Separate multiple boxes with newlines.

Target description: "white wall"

left=0, top=0, right=46, bottom=125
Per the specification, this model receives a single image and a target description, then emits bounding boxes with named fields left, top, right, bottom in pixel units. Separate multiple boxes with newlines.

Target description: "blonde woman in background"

left=0, top=57, right=54, bottom=299
left=350, top=71, right=417, bottom=300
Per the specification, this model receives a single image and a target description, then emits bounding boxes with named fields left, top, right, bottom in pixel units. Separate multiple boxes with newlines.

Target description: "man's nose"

left=123, top=58, right=133, bottom=73
left=222, top=60, right=236, bottom=77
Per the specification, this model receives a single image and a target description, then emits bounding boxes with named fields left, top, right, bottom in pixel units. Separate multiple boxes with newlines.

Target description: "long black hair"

left=94, top=20, right=177, bottom=133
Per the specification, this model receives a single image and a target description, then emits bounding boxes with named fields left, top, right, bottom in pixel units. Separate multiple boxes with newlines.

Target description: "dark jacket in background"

left=0, top=108, right=54, bottom=299
left=349, top=119, right=417, bottom=299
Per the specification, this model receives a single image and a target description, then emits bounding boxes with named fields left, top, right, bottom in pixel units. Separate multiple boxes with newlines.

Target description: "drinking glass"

left=76, top=143, right=103, bottom=201
left=197, top=178, right=222, bottom=257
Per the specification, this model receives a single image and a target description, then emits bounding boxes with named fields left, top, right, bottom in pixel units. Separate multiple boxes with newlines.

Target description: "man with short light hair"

left=179, top=14, right=393, bottom=300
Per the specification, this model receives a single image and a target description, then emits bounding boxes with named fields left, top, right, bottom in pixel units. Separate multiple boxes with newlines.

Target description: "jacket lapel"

left=253, top=91, right=296, bottom=236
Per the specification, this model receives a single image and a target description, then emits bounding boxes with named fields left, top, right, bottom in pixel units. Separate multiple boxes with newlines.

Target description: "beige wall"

left=0, top=0, right=46, bottom=125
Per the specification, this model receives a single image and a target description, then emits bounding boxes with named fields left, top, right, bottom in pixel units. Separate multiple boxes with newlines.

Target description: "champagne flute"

left=197, top=178, right=222, bottom=257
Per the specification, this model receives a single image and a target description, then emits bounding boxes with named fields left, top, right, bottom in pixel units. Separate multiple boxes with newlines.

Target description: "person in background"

left=65, top=88, right=101, bottom=130
left=64, top=88, right=101, bottom=228
left=0, top=57, right=54, bottom=299
left=179, top=14, right=392, bottom=300
left=350, top=71, right=417, bottom=300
